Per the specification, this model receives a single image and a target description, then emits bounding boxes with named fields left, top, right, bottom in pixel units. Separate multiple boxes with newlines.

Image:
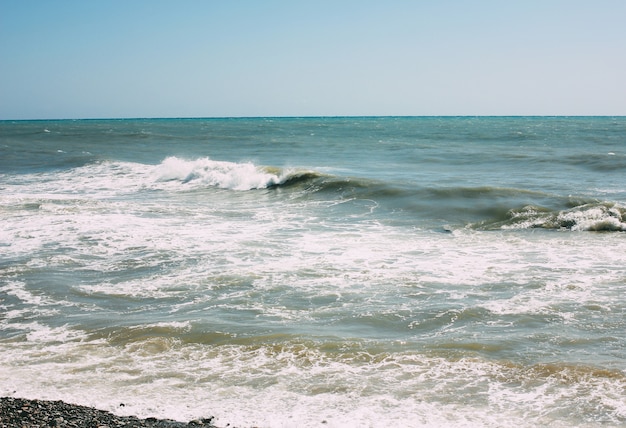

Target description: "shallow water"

left=1, top=117, right=625, bottom=426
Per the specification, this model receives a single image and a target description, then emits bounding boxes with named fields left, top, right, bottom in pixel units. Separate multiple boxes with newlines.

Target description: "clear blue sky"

left=1, top=0, right=625, bottom=119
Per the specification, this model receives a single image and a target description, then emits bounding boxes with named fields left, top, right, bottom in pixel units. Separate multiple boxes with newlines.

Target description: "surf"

left=474, top=201, right=626, bottom=231
left=152, top=156, right=326, bottom=191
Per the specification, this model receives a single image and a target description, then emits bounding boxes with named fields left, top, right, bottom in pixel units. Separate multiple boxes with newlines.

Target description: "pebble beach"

left=0, top=398, right=218, bottom=428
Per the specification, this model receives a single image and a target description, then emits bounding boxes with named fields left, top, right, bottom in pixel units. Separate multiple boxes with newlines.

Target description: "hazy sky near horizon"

left=1, top=1, right=625, bottom=119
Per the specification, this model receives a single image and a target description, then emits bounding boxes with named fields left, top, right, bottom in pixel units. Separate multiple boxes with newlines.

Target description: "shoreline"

left=0, top=397, right=219, bottom=428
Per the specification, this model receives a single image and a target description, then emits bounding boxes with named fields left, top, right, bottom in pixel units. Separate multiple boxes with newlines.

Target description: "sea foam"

left=501, top=203, right=626, bottom=231
left=153, top=156, right=284, bottom=190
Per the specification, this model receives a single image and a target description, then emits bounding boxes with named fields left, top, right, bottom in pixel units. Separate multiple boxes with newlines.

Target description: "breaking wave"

left=152, top=156, right=323, bottom=191
left=475, top=202, right=626, bottom=231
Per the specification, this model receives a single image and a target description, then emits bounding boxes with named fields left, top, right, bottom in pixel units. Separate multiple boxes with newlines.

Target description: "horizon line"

left=2, top=114, right=626, bottom=122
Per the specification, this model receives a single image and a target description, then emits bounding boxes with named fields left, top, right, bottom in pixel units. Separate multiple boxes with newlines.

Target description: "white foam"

left=2, top=337, right=623, bottom=427
left=3, top=156, right=626, bottom=426
left=153, top=156, right=284, bottom=190
left=502, top=203, right=626, bottom=231
left=560, top=205, right=626, bottom=231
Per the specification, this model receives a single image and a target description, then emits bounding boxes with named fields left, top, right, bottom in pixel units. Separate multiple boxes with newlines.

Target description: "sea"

left=1, top=117, right=625, bottom=427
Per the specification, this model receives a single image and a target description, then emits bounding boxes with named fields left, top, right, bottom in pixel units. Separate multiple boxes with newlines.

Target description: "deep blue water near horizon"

left=1, top=117, right=625, bottom=427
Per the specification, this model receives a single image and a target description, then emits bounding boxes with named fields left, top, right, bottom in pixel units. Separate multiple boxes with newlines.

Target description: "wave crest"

left=478, top=202, right=626, bottom=231
left=152, top=156, right=319, bottom=191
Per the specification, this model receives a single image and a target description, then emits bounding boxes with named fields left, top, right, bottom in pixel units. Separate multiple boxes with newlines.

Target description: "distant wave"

left=425, top=186, right=551, bottom=200
left=563, top=152, right=626, bottom=172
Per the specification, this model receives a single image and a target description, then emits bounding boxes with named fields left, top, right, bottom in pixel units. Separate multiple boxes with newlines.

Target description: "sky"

left=1, top=0, right=625, bottom=119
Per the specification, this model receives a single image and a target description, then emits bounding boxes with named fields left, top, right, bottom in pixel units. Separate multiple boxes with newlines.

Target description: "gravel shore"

left=0, top=397, right=218, bottom=428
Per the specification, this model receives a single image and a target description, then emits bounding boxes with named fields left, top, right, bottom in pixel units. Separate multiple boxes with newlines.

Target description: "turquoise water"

left=1, top=117, right=625, bottom=427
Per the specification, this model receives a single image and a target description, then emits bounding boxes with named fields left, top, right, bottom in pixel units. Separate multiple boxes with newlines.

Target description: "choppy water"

left=1, top=117, right=625, bottom=427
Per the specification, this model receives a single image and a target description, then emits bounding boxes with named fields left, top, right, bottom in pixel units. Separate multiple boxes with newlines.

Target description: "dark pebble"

left=0, top=397, right=218, bottom=428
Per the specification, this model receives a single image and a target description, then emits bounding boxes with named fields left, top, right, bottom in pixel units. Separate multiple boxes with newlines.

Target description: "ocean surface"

left=1, top=117, right=625, bottom=427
